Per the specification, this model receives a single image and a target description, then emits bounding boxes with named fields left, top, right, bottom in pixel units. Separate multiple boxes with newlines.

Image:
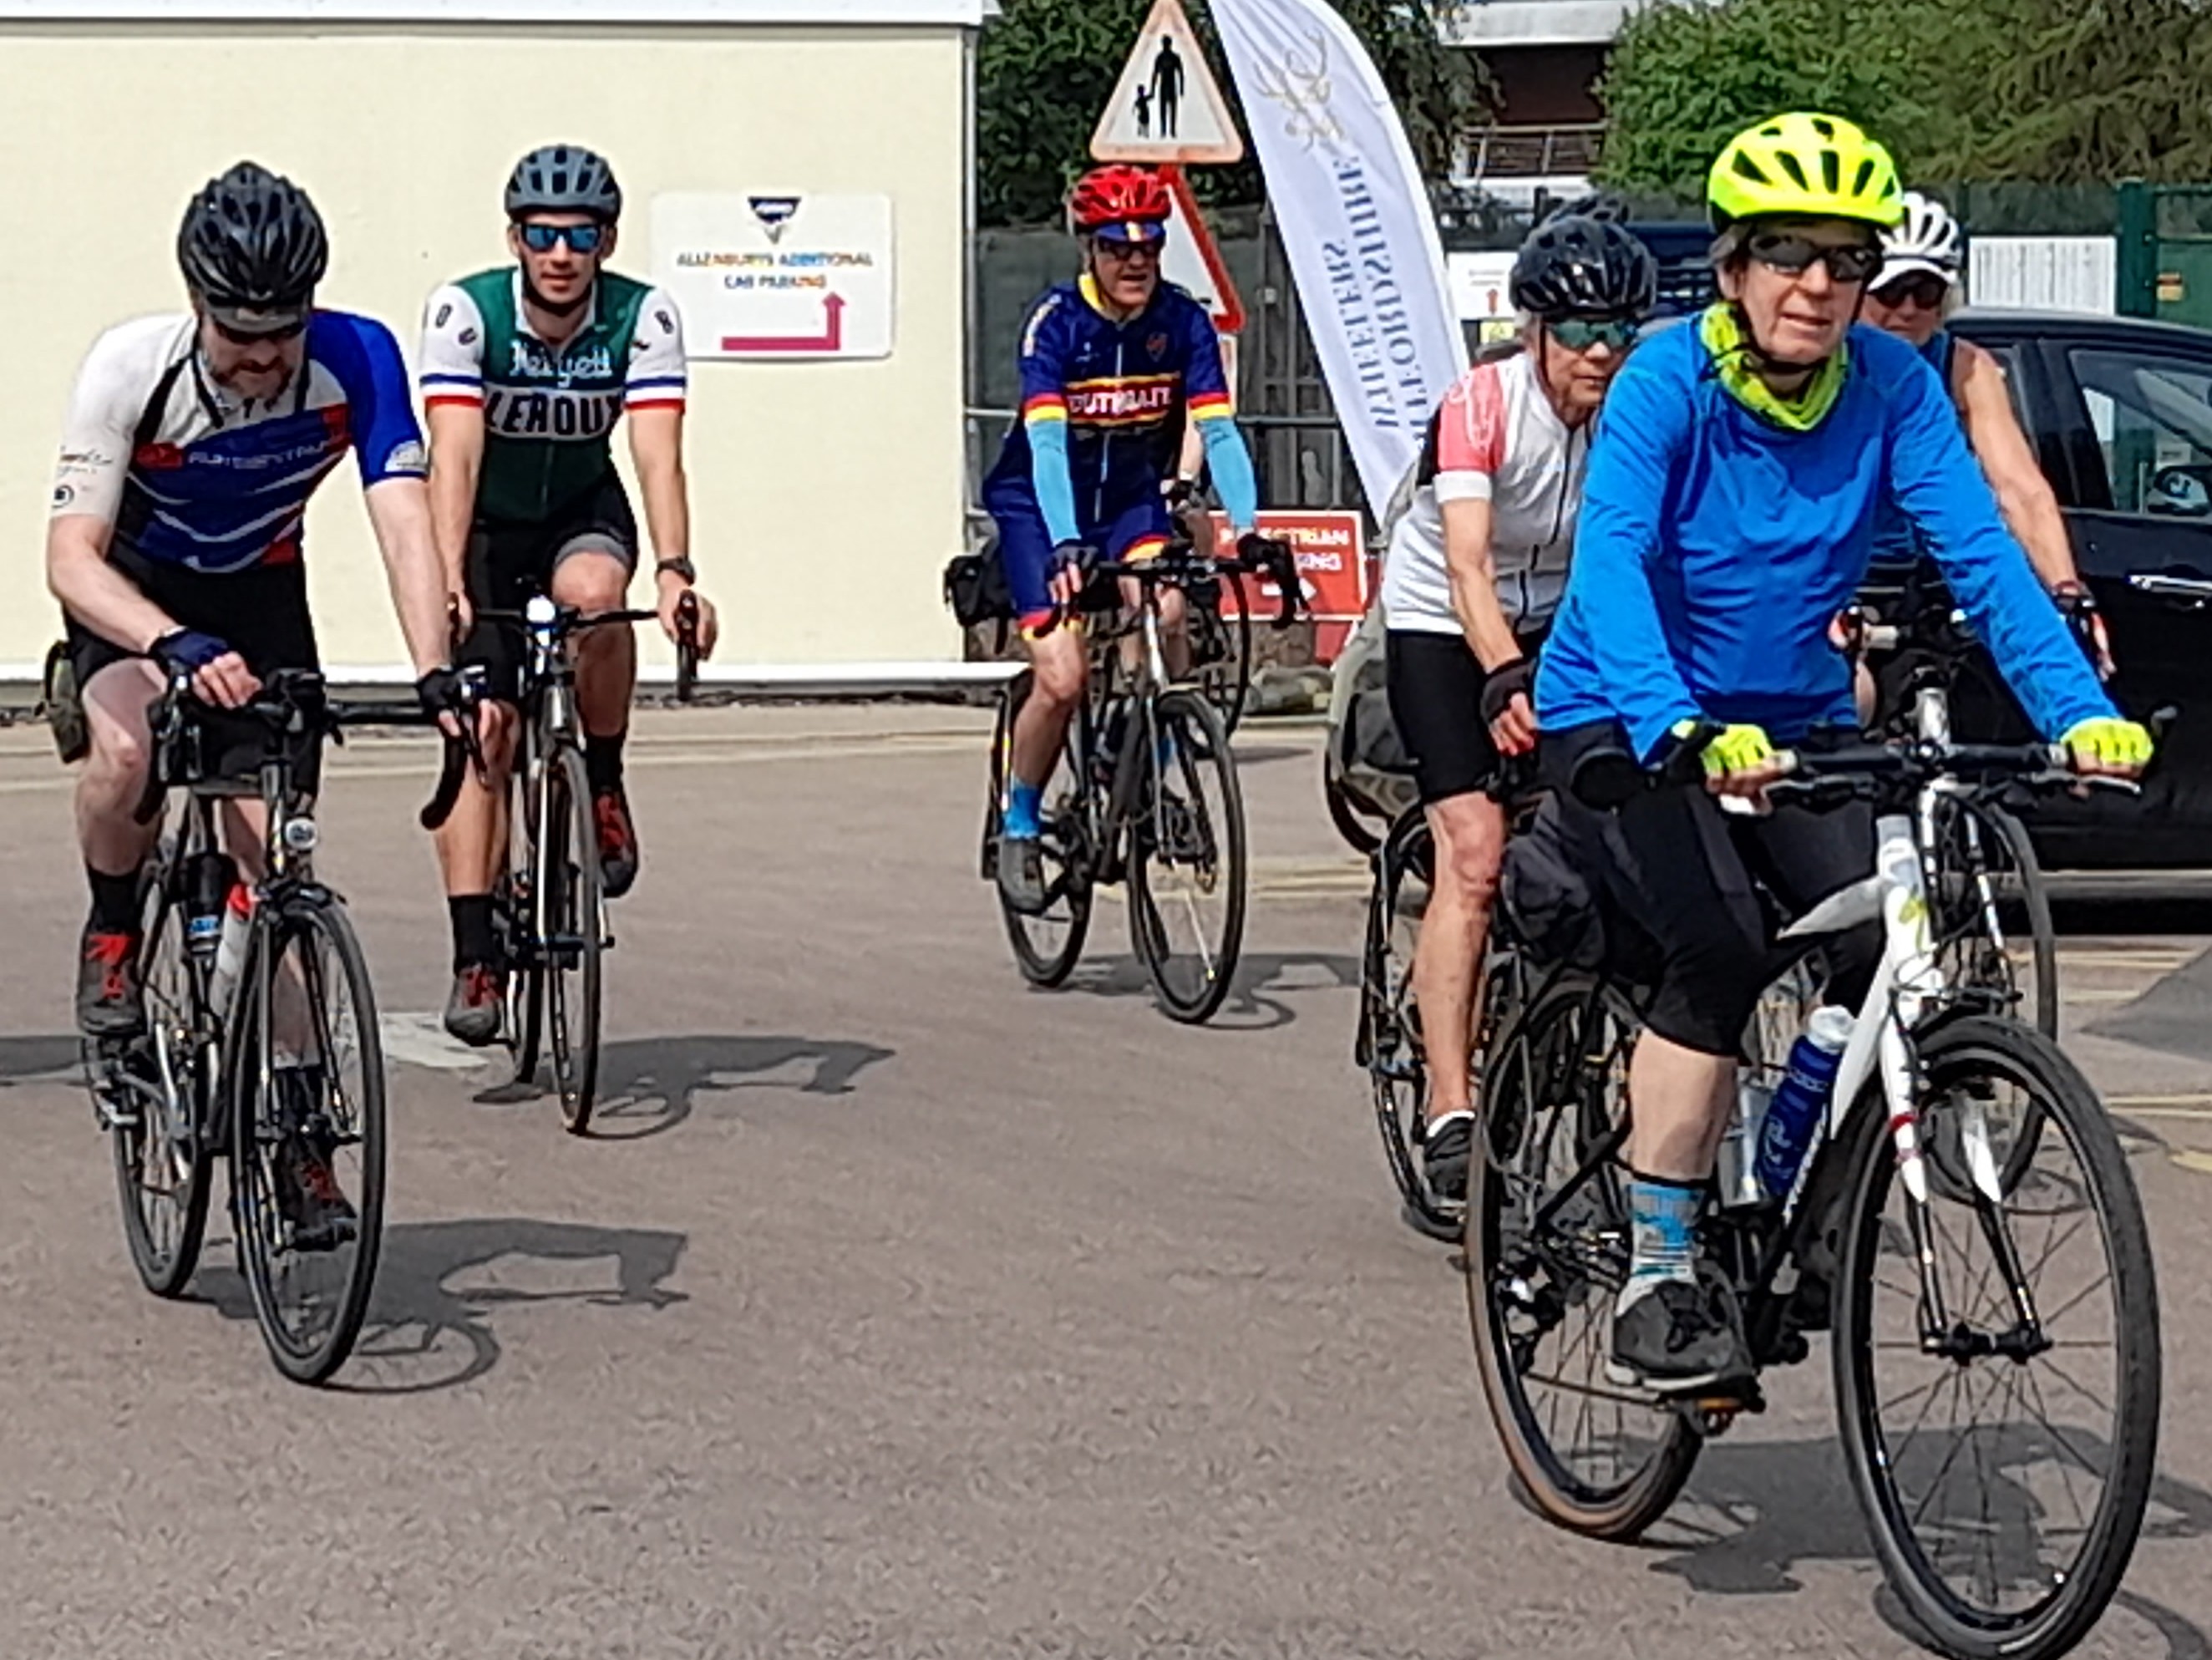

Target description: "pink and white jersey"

left=1380, top=350, right=1588, bottom=636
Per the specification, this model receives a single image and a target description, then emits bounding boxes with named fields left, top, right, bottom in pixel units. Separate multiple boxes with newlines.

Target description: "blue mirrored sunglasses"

left=519, top=221, right=607, bottom=255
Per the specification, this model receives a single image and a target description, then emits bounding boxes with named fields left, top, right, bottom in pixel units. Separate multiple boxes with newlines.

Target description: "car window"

left=2069, top=346, right=2212, bottom=518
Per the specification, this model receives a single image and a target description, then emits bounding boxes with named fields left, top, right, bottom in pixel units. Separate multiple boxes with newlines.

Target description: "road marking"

left=379, top=1011, right=499, bottom=1074
left=2108, top=1096, right=2212, bottom=1115
left=2171, top=1150, right=2212, bottom=1176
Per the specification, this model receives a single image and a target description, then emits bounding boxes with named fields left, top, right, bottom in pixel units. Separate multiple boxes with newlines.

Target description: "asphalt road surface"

left=3, top=706, right=2209, bottom=1660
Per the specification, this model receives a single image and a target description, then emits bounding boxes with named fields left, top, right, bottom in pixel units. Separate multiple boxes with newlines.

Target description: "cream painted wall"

left=8, top=22, right=968, bottom=673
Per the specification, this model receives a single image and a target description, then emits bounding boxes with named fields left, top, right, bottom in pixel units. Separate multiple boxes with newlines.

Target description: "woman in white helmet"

left=1864, top=190, right=2109, bottom=668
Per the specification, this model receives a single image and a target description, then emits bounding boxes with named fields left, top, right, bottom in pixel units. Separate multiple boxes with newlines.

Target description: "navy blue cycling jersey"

left=983, top=277, right=1234, bottom=534
left=51, top=310, right=426, bottom=574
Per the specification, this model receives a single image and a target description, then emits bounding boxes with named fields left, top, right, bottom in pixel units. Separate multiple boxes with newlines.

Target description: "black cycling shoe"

left=78, top=923, right=146, bottom=1039
left=1421, top=1111, right=1474, bottom=1203
left=595, top=787, right=640, bottom=899
left=997, top=835, right=1049, bottom=916
left=271, top=1069, right=357, bottom=1254
left=1606, top=1276, right=1753, bottom=1393
left=443, top=961, right=505, bottom=1048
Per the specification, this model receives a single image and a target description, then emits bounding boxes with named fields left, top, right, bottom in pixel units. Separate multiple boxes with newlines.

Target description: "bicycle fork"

left=1814, top=811, right=2049, bottom=1363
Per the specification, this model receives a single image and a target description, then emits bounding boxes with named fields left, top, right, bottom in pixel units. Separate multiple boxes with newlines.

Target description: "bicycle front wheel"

left=110, top=861, right=214, bottom=1297
left=1833, top=1015, right=2159, bottom=1660
left=1129, top=688, right=1246, bottom=1023
left=544, top=746, right=605, bottom=1135
left=1468, top=976, right=1702, bottom=1539
left=228, top=895, right=387, bottom=1385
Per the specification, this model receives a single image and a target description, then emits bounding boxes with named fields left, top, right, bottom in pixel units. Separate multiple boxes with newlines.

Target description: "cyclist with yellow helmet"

left=1534, top=113, right=2152, bottom=1390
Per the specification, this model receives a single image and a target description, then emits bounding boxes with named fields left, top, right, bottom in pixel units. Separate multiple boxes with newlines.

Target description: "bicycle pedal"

left=91, top=1093, right=140, bottom=1133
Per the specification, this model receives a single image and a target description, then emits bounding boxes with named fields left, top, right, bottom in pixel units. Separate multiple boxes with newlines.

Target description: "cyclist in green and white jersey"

left=419, top=143, right=721, bottom=1044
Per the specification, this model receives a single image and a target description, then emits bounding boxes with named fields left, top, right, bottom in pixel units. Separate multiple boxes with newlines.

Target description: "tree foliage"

left=1597, top=0, right=2212, bottom=205
left=977, top=0, right=1492, bottom=226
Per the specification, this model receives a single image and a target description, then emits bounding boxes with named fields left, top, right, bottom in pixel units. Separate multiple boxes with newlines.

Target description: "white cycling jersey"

left=1380, top=349, right=1587, bottom=637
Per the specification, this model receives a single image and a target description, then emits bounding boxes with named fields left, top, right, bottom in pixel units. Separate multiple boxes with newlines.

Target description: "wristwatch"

left=654, top=556, right=698, bottom=583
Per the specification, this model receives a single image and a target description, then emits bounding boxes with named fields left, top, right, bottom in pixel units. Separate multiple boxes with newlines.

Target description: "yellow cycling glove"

left=1672, top=718, right=1776, bottom=778
left=2061, top=716, right=2153, bottom=770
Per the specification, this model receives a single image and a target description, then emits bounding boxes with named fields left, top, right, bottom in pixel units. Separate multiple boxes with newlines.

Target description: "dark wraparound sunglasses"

left=519, top=221, right=608, bottom=255
left=1872, top=272, right=1951, bottom=310
left=1748, top=234, right=1885, bottom=285
left=1550, top=317, right=1639, bottom=353
left=210, top=316, right=307, bottom=345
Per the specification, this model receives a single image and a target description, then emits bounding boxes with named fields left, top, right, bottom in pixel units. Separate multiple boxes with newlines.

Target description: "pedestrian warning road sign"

left=1090, top=0, right=1244, bottom=165
left=1159, top=165, right=1246, bottom=333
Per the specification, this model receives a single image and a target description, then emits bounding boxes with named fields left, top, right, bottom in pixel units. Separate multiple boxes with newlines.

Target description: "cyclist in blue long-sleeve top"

left=1532, top=113, right=2152, bottom=1392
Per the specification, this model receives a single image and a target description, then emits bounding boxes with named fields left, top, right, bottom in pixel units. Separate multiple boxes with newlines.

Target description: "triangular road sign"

left=1091, top=0, right=1244, bottom=165
left=1159, top=165, right=1245, bottom=333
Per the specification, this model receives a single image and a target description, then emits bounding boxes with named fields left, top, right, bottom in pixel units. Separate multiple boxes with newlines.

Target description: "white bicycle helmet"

left=1878, top=190, right=1964, bottom=289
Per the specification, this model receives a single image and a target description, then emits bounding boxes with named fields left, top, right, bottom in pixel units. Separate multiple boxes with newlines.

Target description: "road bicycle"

left=980, top=540, right=1296, bottom=1023
left=90, top=669, right=443, bottom=1383
left=1465, top=736, right=2158, bottom=1660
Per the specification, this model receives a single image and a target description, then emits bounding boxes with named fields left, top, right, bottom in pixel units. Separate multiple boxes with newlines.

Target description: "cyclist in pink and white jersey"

left=1376, top=212, right=1656, bottom=1204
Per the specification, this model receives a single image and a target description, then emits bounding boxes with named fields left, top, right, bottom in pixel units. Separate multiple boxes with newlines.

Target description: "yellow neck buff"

left=1699, top=302, right=1848, bottom=433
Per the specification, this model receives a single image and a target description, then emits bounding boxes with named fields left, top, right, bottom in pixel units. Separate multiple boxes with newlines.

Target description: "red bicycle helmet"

left=1068, top=165, right=1171, bottom=242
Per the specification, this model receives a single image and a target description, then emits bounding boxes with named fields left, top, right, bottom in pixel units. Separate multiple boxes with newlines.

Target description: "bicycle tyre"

left=1831, top=1015, right=2159, bottom=1659
left=229, top=895, right=388, bottom=1385
left=499, top=740, right=545, bottom=1089
left=111, top=865, right=213, bottom=1298
left=1198, top=573, right=1253, bottom=737
left=1129, top=688, right=1246, bottom=1023
left=1926, top=794, right=2056, bottom=1039
left=990, top=678, right=1092, bottom=988
left=1469, top=975, right=1702, bottom=1539
left=545, top=745, right=605, bottom=1135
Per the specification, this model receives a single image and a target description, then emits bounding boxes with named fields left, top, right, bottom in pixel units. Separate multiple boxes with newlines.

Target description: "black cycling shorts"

left=1385, top=630, right=1500, bottom=805
left=456, top=472, right=640, bottom=701
left=1545, top=723, right=1880, bottom=1056
left=66, top=540, right=322, bottom=792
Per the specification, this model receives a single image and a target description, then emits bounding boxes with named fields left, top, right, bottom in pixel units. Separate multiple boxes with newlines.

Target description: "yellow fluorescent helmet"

left=1707, top=112, right=1905, bottom=232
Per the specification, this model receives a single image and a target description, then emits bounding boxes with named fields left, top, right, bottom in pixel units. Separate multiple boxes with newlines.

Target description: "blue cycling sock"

left=1004, top=779, right=1043, bottom=840
left=1618, top=1174, right=1702, bottom=1314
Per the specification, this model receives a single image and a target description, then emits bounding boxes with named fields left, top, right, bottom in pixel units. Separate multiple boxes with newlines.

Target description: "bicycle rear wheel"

left=229, top=895, right=387, bottom=1385
left=1925, top=794, right=2056, bottom=1038
left=544, top=745, right=605, bottom=1134
left=1129, top=688, right=1246, bottom=1023
left=1833, top=1015, right=2159, bottom=1659
left=496, top=750, right=545, bottom=1089
left=1468, top=976, right=1702, bottom=1538
left=1193, top=572, right=1253, bottom=736
left=989, top=675, right=1092, bottom=987
left=109, top=861, right=214, bottom=1297
left=1357, top=810, right=1461, bottom=1242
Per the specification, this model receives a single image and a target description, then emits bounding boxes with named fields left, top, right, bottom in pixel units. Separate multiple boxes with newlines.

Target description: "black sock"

left=449, top=895, right=497, bottom=971
left=584, top=730, right=627, bottom=794
left=86, top=866, right=141, bottom=934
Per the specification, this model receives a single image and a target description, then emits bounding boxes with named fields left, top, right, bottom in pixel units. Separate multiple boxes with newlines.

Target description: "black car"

left=1943, top=309, right=2212, bottom=869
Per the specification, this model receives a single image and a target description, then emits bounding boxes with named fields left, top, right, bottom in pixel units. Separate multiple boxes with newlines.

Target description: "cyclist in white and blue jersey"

left=46, top=164, right=455, bottom=1241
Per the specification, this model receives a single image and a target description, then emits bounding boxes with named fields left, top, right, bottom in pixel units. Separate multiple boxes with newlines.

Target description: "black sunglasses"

left=519, top=221, right=608, bottom=255
left=209, top=315, right=307, bottom=346
left=1748, top=234, right=1885, bottom=286
left=1872, top=271, right=1951, bottom=310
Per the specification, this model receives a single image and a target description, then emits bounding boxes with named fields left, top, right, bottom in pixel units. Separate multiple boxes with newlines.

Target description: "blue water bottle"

left=1754, top=1005, right=1856, bottom=1199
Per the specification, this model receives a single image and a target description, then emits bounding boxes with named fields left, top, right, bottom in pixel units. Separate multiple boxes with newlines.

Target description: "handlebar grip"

left=419, top=735, right=469, bottom=832
left=675, top=590, right=700, bottom=703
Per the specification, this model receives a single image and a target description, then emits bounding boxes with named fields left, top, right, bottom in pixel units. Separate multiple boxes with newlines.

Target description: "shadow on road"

left=480, top=1033, right=895, bottom=1140
left=196, top=1216, right=688, bottom=1394
left=0, top=1033, right=83, bottom=1087
left=1638, top=1428, right=2212, bottom=1652
left=1059, top=950, right=1358, bottom=1031
left=2087, top=946, right=2212, bottom=1065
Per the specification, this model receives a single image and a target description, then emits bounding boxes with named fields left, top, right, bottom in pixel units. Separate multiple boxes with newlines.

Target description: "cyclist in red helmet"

left=980, top=164, right=1263, bottom=915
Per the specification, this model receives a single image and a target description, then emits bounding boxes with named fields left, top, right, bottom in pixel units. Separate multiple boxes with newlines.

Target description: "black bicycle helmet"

left=1538, top=190, right=1631, bottom=226
left=505, top=144, right=622, bottom=222
left=176, top=162, right=328, bottom=326
left=1509, top=215, right=1658, bottom=320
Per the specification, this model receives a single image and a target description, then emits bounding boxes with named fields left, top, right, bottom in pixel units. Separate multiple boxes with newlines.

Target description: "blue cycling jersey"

left=1536, top=315, right=2111, bottom=760
left=51, top=310, right=426, bottom=574
left=983, top=277, right=1252, bottom=542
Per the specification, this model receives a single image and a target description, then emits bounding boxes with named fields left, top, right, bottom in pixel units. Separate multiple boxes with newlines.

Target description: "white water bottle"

left=209, top=883, right=252, bottom=1018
